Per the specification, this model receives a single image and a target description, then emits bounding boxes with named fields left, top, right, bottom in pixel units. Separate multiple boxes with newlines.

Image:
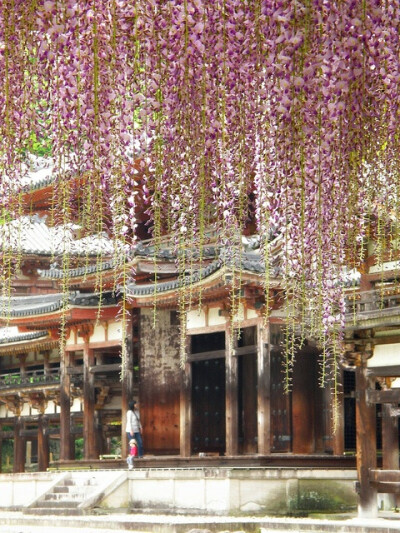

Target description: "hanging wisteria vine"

left=0, top=0, right=400, bottom=393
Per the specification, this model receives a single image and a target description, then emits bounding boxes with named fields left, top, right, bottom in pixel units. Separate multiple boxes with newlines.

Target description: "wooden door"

left=270, top=348, right=292, bottom=452
left=238, top=353, right=258, bottom=454
left=191, top=358, right=226, bottom=454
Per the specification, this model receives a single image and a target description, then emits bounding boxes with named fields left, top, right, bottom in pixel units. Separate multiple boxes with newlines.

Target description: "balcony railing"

left=345, top=289, right=400, bottom=324
left=0, top=368, right=60, bottom=389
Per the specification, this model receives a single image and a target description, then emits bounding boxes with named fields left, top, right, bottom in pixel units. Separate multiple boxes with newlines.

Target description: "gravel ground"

left=0, top=511, right=400, bottom=533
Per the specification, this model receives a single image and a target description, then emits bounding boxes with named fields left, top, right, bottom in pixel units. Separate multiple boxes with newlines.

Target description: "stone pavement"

left=0, top=511, right=400, bottom=533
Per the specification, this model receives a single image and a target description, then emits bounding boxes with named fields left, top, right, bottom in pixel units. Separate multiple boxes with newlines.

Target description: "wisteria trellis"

left=1, top=0, right=400, bottom=396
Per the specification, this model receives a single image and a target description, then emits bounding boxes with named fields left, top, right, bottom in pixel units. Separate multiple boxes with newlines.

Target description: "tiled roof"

left=21, top=157, right=55, bottom=192
left=126, top=254, right=268, bottom=297
left=0, top=215, right=114, bottom=257
left=0, top=291, right=119, bottom=318
left=40, top=260, right=115, bottom=279
left=0, top=329, right=49, bottom=345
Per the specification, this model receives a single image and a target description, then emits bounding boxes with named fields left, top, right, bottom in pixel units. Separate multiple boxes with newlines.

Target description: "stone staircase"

left=24, top=471, right=111, bottom=515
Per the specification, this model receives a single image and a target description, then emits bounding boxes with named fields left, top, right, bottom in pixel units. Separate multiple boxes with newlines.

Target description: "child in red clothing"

left=127, top=438, right=138, bottom=470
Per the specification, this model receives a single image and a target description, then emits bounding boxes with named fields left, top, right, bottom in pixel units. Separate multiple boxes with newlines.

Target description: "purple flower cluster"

left=0, top=0, right=399, bottom=374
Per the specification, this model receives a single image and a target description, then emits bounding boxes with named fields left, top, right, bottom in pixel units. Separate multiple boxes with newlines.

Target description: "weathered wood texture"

left=292, top=347, right=318, bottom=454
left=140, top=309, right=181, bottom=454
left=257, top=324, right=270, bottom=454
left=355, top=362, right=377, bottom=518
left=13, top=418, right=25, bottom=473
left=225, top=323, right=238, bottom=456
left=83, top=346, right=98, bottom=459
left=121, top=311, right=135, bottom=458
left=38, top=415, right=49, bottom=471
left=60, top=350, right=72, bottom=461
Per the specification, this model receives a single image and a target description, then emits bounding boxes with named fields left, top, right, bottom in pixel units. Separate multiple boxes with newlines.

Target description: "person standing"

left=126, top=400, right=144, bottom=458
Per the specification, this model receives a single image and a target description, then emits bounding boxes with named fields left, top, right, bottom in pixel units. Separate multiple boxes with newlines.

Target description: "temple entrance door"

left=191, top=358, right=226, bottom=454
left=238, top=352, right=258, bottom=454
left=270, top=346, right=292, bottom=452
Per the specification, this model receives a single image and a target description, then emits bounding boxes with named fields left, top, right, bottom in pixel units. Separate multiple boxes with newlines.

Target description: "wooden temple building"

left=0, top=163, right=399, bottom=517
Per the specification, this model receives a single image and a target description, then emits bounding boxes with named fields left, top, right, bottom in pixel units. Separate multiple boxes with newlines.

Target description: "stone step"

left=33, top=500, right=80, bottom=509
left=24, top=507, right=85, bottom=516
left=45, top=492, right=86, bottom=501
left=53, top=486, right=69, bottom=493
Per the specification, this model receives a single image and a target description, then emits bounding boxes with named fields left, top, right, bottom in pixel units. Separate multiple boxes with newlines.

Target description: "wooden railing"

left=0, top=368, right=60, bottom=389
left=345, top=289, right=400, bottom=319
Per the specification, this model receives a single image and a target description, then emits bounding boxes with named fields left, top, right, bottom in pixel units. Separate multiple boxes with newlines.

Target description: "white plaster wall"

left=208, top=307, right=226, bottom=327
left=26, top=352, right=35, bottom=363
left=71, top=397, right=82, bottom=413
left=369, top=260, right=400, bottom=274
left=0, top=405, right=7, bottom=417
left=187, top=309, right=206, bottom=329
left=104, top=395, right=122, bottom=410
left=247, top=308, right=258, bottom=320
left=232, top=302, right=245, bottom=324
left=108, top=321, right=122, bottom=341
left=369, top=343, right=400, bottom=367
left=90, top=324, right=106, bottom=343
left=65, top=329, right=75, bottom=346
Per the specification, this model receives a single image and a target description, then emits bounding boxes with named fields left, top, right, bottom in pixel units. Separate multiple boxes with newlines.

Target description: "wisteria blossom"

left=0, top=0, right=399, bottom=384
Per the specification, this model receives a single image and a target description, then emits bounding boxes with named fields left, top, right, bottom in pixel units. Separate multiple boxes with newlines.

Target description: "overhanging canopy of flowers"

left=0, top=0, right=399, bottom=387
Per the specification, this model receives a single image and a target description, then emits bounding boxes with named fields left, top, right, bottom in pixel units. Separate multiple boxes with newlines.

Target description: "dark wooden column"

left=38, top=415, right=49, bottom=472
left=355, top=359, right=377, bottom=518
left=83, top=344, right=97, bottom=459
left=331, top=368, right=345, bottom=455
left=257, top=322, right=271, bottom=454
left=13, top=418, right=25, bottom=473
left=180, top=335, right=191, bottom=457
left=121, top=311, right=135, bottom=458
left=382, top=393, right=399, bottom=508
left=225, top=323, right=238, bottom=456
left=60, top=350, right=72, bottom=461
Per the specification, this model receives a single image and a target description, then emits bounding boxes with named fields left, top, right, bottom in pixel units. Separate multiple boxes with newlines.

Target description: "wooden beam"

left=370, top=469, right=400, bottom=482
left=89, top=363, right=121, bottom=373
left=355, top=362, right=377, bottom=518
left=233, top=345, right=257, bottom=356
left=369, top=482, right=400, bottom=494
left=367, top=389, right=400, bottom=404
left=367, top=365, right=400, bottom=378
left=187, top=349, right=225, bottom=362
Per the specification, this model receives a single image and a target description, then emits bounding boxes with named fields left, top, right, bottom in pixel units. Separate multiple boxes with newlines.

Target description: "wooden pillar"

left=331, top=368, right=345, bottom=455
left=95, top=410, right=105, bottom=456
left=13, top=418, right=25, bottom=473
left=43, top=351, right=51, bottom=378
left=382, top=399, right=399, bottom=508
left=355, top=359, right=377, bottom=518
left=257, top=322, right=271, bottom=454
left=180, top=335, right=191, bottom=457
left=19, top=355, right=27, bottom=379
left=83, top=344, right=97, bottom=459
left=60, top=350, right=72, bottom=461
left=121, top=311, right=135, bottom=458
left=225, top=323, right=238, bottom=456
left=38, top=415, right=49, bottom=472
